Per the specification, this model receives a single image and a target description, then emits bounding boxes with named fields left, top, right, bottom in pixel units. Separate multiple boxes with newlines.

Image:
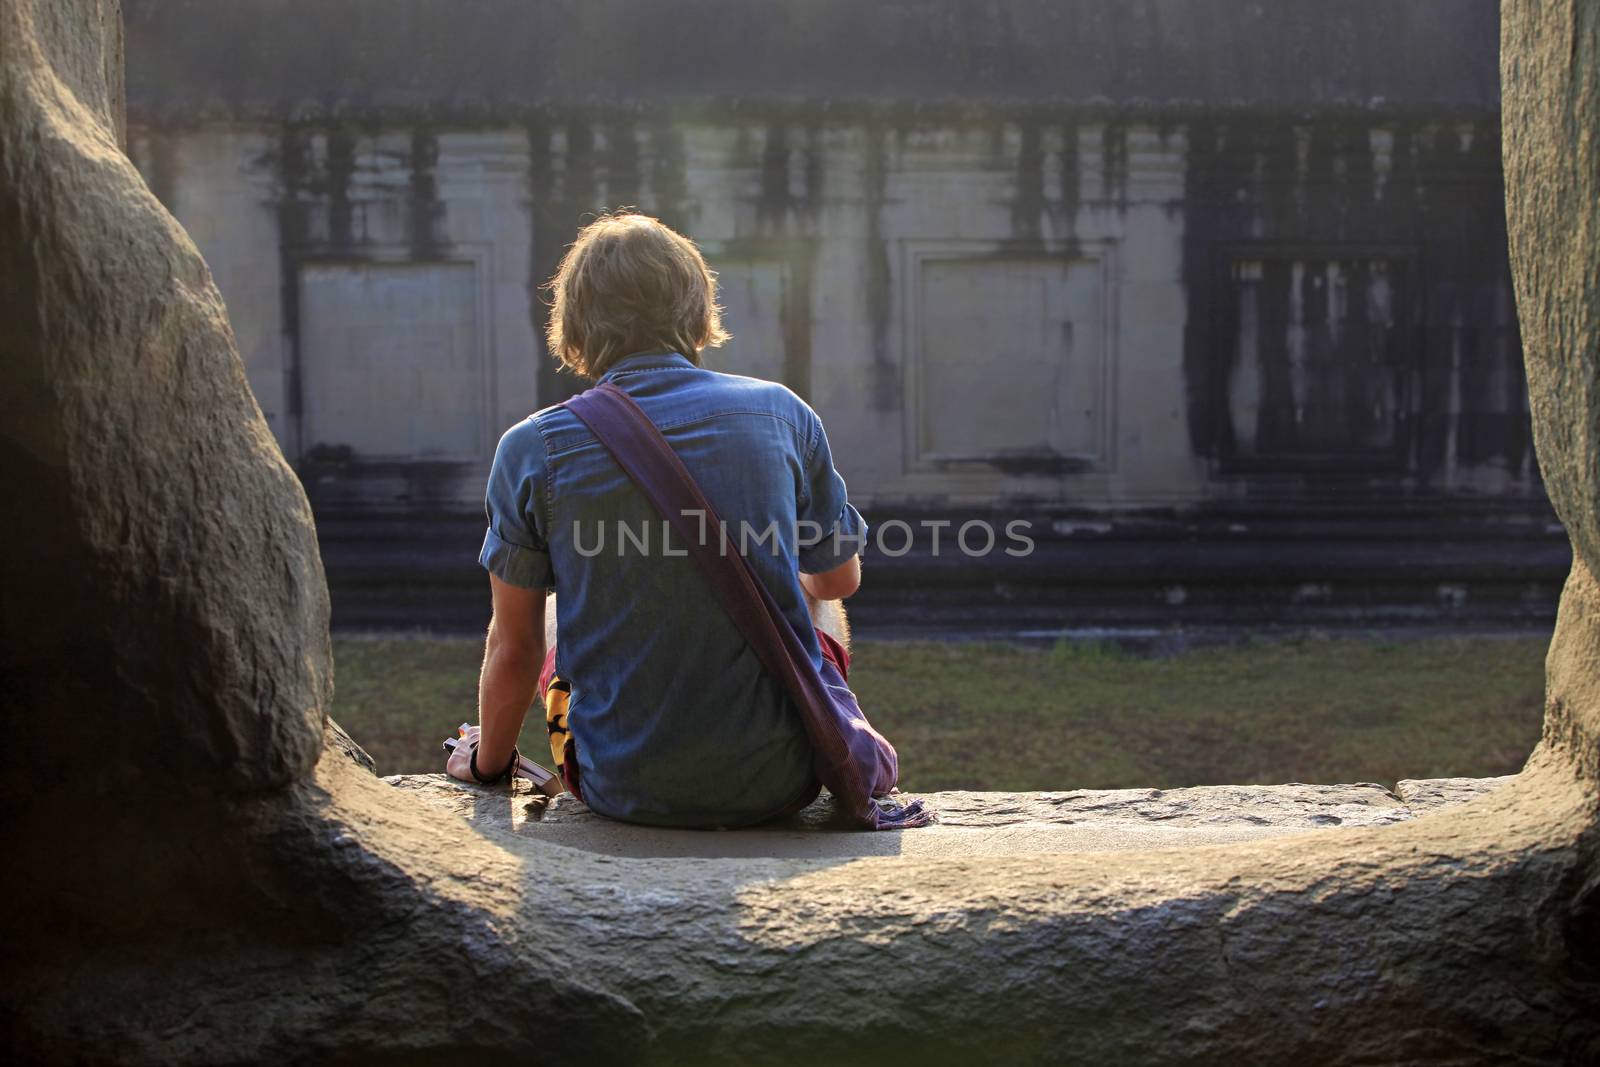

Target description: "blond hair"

left=543, top=211, right=729, bottom=378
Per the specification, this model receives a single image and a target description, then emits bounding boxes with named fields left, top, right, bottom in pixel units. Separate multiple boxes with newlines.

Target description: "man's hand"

left=445, top=725, right=481, bottom=782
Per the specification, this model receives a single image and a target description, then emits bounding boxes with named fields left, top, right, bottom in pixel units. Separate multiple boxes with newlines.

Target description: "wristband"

left=469, top=743, right=519, bottom=786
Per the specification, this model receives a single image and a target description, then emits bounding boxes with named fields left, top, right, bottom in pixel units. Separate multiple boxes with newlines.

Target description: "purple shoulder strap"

left=563, top=382, right=930, bottom=830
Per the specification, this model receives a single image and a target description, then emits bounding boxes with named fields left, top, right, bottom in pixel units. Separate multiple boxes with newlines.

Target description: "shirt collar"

left=597, top=350, right=696, bottom=383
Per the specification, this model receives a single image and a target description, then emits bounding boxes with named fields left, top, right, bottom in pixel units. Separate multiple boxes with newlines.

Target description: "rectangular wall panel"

left=914, top=256, right=1108, bottom=472
left=299, top=262, right=484, bottom=460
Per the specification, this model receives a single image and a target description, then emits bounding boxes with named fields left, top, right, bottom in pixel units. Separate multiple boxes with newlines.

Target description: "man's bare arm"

left=448, top=574, right=547, bottom=781
left=799, top=553, right=860, bottom=601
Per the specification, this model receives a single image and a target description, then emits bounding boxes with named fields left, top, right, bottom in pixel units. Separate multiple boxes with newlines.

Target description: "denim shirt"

left=479, top=352, right=867, bottom=827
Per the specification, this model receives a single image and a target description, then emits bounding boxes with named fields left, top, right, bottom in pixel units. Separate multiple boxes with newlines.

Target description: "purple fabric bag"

left=563, top=382, right=933, bottom=830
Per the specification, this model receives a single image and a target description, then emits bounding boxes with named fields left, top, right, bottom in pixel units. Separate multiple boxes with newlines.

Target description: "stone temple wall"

left=121, top=0, right=1533, bottom=515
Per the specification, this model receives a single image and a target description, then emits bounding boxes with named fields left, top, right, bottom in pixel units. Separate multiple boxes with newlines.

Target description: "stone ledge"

left=1396, top=774, right=1518, bottom=814
left=382, top=773, right=1513, bottom=859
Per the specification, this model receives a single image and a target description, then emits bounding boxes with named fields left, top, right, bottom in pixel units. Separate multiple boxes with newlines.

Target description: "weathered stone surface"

left=1504, top=0, right=1600, bottom=790
left=386, top=775, right=1414, bottom=858
left=1396, top=775, right=1516, bottom=815
left=3, top=3, right=1600, bottom=1065
left=327, top=763, right=1598, bottom=1067
left=324, top=717, right=377, bottom=775
left=119, top=3, right=1529, bottom=528
left=0, top=0, right=329, bottom=803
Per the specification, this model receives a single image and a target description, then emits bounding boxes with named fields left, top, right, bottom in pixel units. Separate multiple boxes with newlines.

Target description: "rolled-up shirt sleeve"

left=796, top=410, right=868, bottom=575
left=479, top=420, right=555, bottom=589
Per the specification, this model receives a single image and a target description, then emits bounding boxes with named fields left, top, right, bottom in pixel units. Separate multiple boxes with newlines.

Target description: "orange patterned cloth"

left=537, top=646, right=579, bottom=799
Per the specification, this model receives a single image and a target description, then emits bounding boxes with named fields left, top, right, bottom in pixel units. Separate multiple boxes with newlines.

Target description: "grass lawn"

left=330, top=634, right=1547, bottom=791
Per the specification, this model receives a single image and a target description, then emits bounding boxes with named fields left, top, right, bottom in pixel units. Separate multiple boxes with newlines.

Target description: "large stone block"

left=0, top=0, right=329, bottom=803
left=385, top=775, right=1488, bottom=859
left=1503, top=0, right=1600, bottom=786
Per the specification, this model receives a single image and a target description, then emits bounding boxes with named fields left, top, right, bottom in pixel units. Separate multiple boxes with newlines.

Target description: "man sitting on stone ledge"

left=446, top=211, right=877, bottom=828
